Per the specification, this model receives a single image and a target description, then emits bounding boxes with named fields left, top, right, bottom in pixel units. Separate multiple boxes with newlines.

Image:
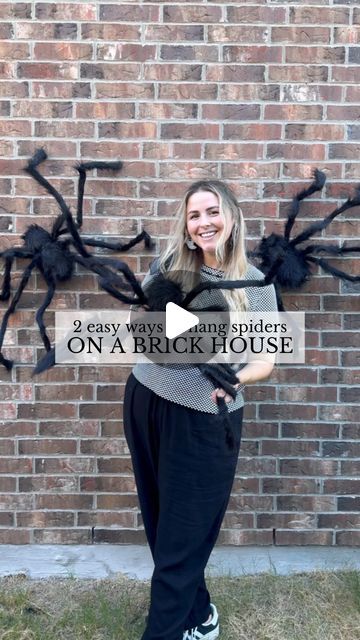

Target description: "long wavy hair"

left=159, top=179, right=249, bottom=311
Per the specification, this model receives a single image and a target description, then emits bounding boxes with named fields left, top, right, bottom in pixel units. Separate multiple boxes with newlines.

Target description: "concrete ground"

left=1, top=545, right=360, bottom=580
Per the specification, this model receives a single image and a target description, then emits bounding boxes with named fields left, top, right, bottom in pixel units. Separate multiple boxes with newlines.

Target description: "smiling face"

left=186, top=190, right=234, bottom=268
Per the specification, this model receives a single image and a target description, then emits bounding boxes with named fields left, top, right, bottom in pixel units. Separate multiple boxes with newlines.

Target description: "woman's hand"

left=210, top=384, right=240, bottom=404
left=210, top=360, right=275, bottom=404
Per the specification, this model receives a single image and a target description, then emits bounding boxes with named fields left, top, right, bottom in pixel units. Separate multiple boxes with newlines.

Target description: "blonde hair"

left=159, top=180, right=249, bottom=311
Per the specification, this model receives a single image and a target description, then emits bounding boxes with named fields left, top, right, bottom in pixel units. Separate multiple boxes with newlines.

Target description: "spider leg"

left=307, top=255, right=360, bottom=282
left=0, top=248, right=34, bottom=300
left=303, top=242, right=360, bottom=256
left=24, top=149, right=89, bottom=257
left=0, top=258, right=37, bottom=370
left=198, top=363, right=238, bottom=398
left=73, top=255, right=147, bottom=306
left=35, top=275, right=56, bottom=352
left=91, top=256, right=148, bottom=297
left=291, top=185, right=360, bottom=247
left=182, top=275, right=274, bottom=309
left=285, top=169, right=326, bottom=241
left=82, top=229, right=153, bottom=251
left=32, top=347, right=55, bottom=376
left=75, top=160, right=123, bottom=228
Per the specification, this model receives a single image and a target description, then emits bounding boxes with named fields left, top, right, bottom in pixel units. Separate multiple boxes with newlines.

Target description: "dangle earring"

left=185, top=236, right=197, bottom=250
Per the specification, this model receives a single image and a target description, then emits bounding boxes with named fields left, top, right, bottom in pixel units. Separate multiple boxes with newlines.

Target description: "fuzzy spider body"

left=257, top=234, right=310, bottom=289
left=22, top=225, right=75, bottom=282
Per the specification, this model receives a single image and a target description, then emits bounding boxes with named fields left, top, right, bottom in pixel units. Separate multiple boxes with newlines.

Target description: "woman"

left=123, top=180, right=277, bottom=640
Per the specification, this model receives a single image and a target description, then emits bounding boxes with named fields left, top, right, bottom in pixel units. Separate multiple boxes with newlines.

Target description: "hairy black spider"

left=0, top=148, right=152, bottom=371
left=251, top=169, right=360, bottom=310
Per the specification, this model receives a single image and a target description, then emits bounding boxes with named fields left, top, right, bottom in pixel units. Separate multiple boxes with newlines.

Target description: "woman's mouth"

left=199, top=231, right=217, bottom=239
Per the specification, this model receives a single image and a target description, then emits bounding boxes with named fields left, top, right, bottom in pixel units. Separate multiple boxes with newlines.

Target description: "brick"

left=273, top=27, right=331, bottom=44
left=33, top=529, right=92, bottom=544
left=93, top=528, right=146, bottom=544
left=13, top=101, right=73, bottom=119
left=281, top=422, right=340, bottom=439
left=262, top=478, right=320, bottom=494
left=206, top=65, right=265, bottom=83
left=332, top=67, right=360, bottom=82
left=290, top=7, right=349, bottom=24
left=18, top=62, right=78, bottom=80
left=145, top=25, right=204, bottom=42
left=18, top=511, right=75, bottom=527
left=338, top=497, right=360, bottom=511
left=341, top=461, right=360, bottom=477
left=163, top=6, right=221, bottom=23
left=336, top=531, right=360, bottom=546
left=224, top=46, right=281, bottom=64
left=161, top=44, right=217, bottom=62
left=319, top=405, right=359, bottom=422
left=18, top=403, right=77, bottom=420
left=278, top=386, right=337, bottom=403
left=16, top=22, right=77, bottom=40
left=209, top=25, right=268, bottom=44
left=79, top=511, right=136, bottom=528
left=259, top=404, right=317, bottom=421
left=334, top=27, right=360, bottom=44
left=342, top=425, right=360, bottom=439
left=203, top=104, right=260, bottom=121
left=0, top=4, right=31, bottom=19
left=227, top=6, right=286, bottom=24
left=218, top=529, right=273, bottom=546
left=100, top=5, right=158, bottom=22
left=99, top=122, right=156, bottom=140
left=0, top=42, right=29, bottom=60
left=324, top=479, right=360, bottom=495
left=80, top=62, right=141, bottom=81
left=323, top=441, right=360, bottom=458
left=222, top=513, right=255, bottom=529
left=34, top=42, right=92, bottom=61
left=0, top=120, right=31, bottom=137
left=35, top=3, right=96, bottom=21
left=286, top=46, right=344, bottom=64
left=275, top=530, right=333, bottom=545
left=0, top=23, right=13, bottom=39
left=220, top=84, right=280, bottom=101
left=0, top=530, right=31, bottom=544
left=242, top=421, right=278, bottom=439
left=269, top=65, right=328, bottom=83
left=257, top=513, right=317, bottom=529
left=97, top=43, right=155, bottom=62
left=277, top=496, right=336, bottom=512
left=280, top=459, right=338, bottom=476
left=266, top=105, right=323, bottom=121
left=95, top=82, right=154, bottom=100
left=82, top=24, right=140, bottom=41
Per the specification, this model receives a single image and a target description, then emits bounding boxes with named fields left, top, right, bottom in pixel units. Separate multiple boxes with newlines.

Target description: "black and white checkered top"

left=132, top=262, right=278, bottom=414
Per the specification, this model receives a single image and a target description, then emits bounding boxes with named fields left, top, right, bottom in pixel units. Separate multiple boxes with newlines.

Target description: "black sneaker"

left=183, top=603, right=219, bottom=639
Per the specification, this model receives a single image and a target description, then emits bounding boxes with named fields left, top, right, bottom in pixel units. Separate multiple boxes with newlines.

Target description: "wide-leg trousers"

left=123, top=373, right=243, bottom=640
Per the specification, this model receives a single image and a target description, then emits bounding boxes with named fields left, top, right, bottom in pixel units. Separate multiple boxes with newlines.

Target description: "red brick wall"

left=0, top=2, right=359, bottom=546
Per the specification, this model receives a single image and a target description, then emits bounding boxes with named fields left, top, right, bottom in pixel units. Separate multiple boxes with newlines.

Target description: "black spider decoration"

left=0, top=148, right=152, bottom=371
left=251, top=169, right=360, bottom=311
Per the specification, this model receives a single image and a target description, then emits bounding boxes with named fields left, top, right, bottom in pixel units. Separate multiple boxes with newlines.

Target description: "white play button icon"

left=165, top=302, right=199, bottom=340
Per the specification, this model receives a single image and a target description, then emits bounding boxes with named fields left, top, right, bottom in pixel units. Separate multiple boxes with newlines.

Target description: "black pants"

left=123, top=373, right=243, bottom=640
